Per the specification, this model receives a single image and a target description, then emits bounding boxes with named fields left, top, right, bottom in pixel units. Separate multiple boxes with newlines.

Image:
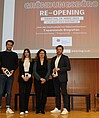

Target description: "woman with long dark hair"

left=19, top=48, right=33, bottom=115
left=33, top=49, right=50, bottom=114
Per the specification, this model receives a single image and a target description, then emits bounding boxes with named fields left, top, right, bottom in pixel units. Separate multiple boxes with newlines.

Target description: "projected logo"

left=52, top=37, right=72, bottom=46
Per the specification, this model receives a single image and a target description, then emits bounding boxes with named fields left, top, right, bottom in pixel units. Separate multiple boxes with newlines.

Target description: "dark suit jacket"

left=51, top=54, right=71, bottom=82
left=18, top=60, right=34, bottom=82
left=33, top=60, right=51, bottom=81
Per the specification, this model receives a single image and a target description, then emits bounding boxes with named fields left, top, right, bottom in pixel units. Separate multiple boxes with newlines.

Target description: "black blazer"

left=51, top=54, right=71, bottom=82
left=18, top=60, right=33, bottom=82
left=33, top=60, right=51, bottom=81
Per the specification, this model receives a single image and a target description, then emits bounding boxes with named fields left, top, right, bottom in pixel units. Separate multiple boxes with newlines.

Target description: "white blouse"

left=23, top=58, right=30, bottom=72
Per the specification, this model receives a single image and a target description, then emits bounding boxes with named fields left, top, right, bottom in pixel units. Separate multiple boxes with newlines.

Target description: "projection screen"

left=1, top=0, right=99, bottom=58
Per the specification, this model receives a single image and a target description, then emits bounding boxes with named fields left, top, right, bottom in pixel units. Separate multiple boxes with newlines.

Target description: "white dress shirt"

left=53, top=55, right=61, bottom=77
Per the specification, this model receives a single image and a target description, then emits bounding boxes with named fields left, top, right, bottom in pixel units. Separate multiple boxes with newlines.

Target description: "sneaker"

left=50, top=108, right=61, bottom=113
left=25, top=111, right=28, bottom=114
left=6, top=108, right=14, bottom=114
left=20, top=112, right=24, bottom=115
left=61, top=108, right=68, bottom=115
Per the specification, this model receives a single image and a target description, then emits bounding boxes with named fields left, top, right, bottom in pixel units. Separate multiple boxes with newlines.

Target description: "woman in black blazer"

left=33, top=49, right=51, bottom=114
left=18, top=49, right=33, bottom=115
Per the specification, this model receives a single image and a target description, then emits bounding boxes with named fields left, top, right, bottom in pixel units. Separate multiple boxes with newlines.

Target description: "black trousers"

left=19, top=80, right=32, bottom=112
left=34, top=79, right=48, bottom=112
left=53, top=78, right=68, bottom=110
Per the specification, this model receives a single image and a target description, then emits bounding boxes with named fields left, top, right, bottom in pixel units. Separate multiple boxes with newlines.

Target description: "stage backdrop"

left=1, top=0, right=99, bottom=58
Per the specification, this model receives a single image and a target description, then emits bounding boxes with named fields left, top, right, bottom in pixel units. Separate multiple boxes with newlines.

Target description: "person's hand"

left=53, top=68, right=60, bottom=72
left=40, top=78, right=46, bottom=84
left=1, top=67, right=7, bottom=74
left=22, top=76, right=29, bottom=82
left=10, top=70, right=14, bottom=75
left=52, top=68, right=59, bottom=78
left=52, top=73, right=56, bottom=78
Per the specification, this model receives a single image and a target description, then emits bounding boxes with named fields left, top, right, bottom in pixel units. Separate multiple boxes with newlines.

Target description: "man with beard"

left=0, top=40, right=18, bottom=113
left=50, top=45, right=71, bottom=115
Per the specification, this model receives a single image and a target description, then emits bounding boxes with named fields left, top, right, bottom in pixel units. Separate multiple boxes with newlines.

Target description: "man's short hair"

left=6, top=40, right=14, bottom=46
left=56, top=45, right=64, bottom=50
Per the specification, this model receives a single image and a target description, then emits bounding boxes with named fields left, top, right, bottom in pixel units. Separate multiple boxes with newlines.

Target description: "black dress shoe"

left=41, top=111, right=45, bottom=114
left=36, top=111, right=40, bottom=114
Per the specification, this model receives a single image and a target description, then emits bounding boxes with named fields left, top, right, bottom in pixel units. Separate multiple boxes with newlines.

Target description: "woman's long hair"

left=21, top=48, right=32, bottom=62
left=35, top=49, right=47, bottom=60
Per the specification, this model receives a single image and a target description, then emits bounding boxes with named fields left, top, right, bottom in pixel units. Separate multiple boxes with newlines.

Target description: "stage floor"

left=0, top=110, right=99, bottom=118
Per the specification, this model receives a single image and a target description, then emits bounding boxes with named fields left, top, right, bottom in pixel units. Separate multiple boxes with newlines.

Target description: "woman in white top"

left=18, top=49, right=33, bottom=115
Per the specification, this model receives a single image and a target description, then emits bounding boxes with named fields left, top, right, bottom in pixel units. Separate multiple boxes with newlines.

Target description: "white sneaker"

left=61, top=108, right=68, bottom=115
left=25, top=111, right=28, bottom=114
left=6, top=108, right=14, bottom=114
left=50, top=108, right=61, bottom=113
left=20, top=112, right=24, bottom=115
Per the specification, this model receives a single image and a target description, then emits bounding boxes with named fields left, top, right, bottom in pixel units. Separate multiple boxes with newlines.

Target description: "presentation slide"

left=1, top=0, right=99, bottom=58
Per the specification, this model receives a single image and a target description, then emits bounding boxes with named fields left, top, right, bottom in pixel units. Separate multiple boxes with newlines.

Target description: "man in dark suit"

left=50, top=45, right=71, bottom=115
